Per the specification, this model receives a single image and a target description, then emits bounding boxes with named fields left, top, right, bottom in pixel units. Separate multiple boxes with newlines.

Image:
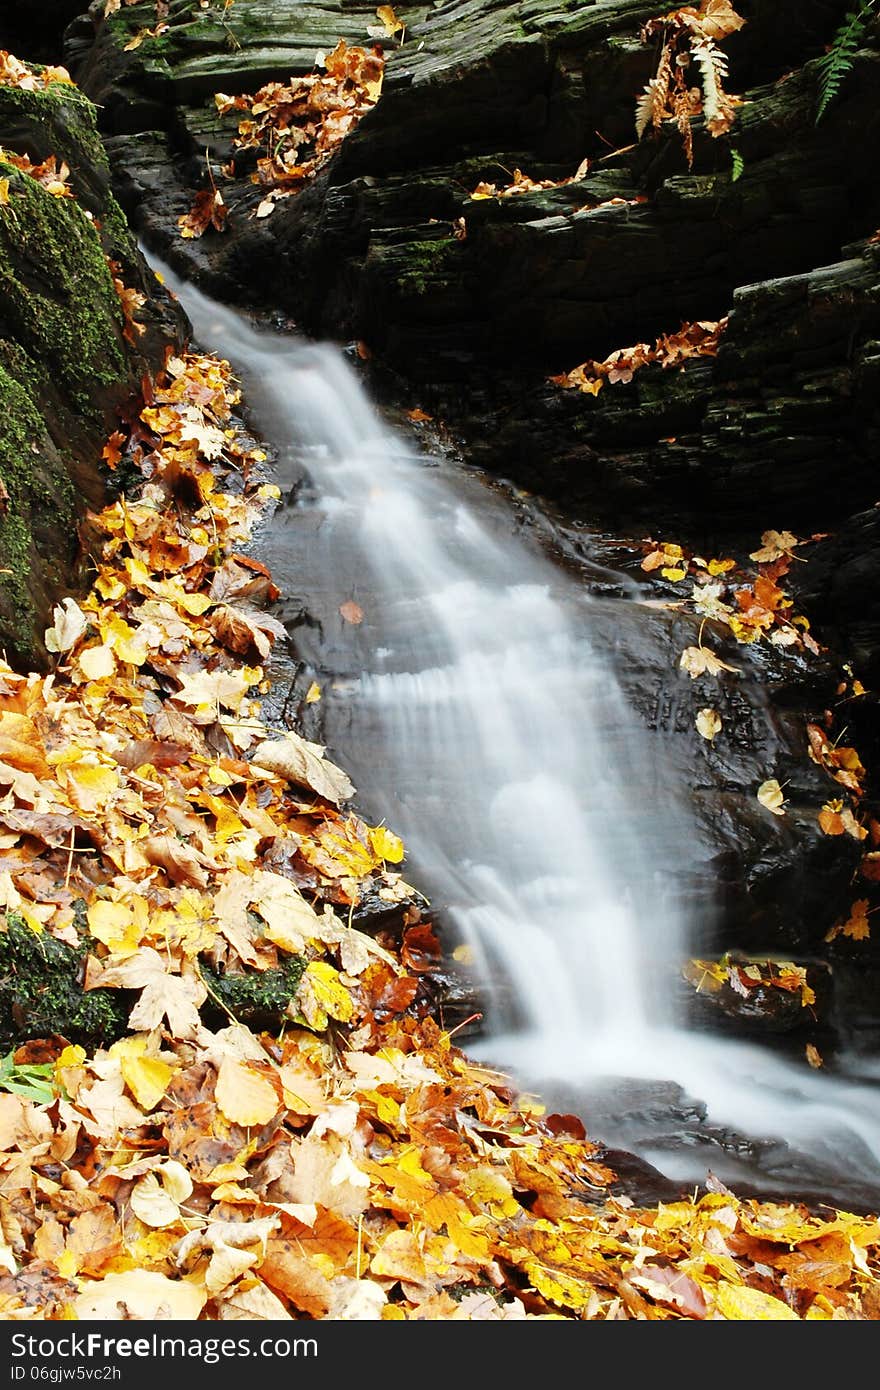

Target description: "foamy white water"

left=152, top=255, right=880, bottom=1206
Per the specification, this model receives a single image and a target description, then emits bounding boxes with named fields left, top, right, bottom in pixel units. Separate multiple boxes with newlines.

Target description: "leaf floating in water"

left=805, top=1043, right=823, bottom=1069
left=339, top=600, right=364, bottom=625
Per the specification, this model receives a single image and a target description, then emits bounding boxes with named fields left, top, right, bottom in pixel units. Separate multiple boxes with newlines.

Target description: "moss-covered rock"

left=0, top=69, right=186, bottom=670
left=0, top=914, right=129, bottom=1052
left=199, top=956, right=307, bottom=1031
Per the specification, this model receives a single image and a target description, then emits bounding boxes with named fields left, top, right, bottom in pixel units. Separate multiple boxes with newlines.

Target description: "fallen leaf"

left=44, top=598, right=88, bottom=654
left=250, top=731, right=354, bottom=805
left=214, top=1057, right=279, bottom=1128
left=72, top=1269, right=206, bottom=1320
left=88, top=950, right=206, bottom=1039
left=680, top=645, right=739, bottom=678
left=696, top=708, right=722, bottom=742
left=806, top=1043, right=823, bottom=1069
left=713, top=1282, right=799, bottom=1320
left=757, top=779, right=786, bottom=816
left=339, top=600, right=364, bottom=624
left=749, top=529, right=801, bottom=563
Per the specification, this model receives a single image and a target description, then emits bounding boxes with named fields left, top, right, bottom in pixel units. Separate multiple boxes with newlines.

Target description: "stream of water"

left=154, top=256, right=880, bottom=1211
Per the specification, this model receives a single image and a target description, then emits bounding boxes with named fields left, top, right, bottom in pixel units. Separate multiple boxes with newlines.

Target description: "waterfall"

left=150, top=254, right=880, bottom=1208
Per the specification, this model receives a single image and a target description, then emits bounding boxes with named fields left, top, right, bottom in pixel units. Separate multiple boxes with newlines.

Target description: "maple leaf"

left=826, top=899, right=871, bottom=942
left=680, top=645, right=739, bottom=678
left=88, top=950, right=206, bottom=1039
left=749, top=529, right=801, bottom=563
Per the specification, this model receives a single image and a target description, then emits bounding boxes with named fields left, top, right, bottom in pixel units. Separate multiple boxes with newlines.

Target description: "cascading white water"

left=153, top=255, right=880, bottom=1206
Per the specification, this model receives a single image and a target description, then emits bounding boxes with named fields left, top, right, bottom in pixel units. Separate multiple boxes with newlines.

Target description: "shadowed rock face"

left=48, top=1, right=880, bottom=1057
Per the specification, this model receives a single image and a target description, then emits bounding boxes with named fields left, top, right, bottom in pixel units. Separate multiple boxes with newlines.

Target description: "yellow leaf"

left=87, top=898, right=147, bottom=954
left=661, top=566, right=687, bottom=581
left=462, top=1167, right=520, bottom=1218
left=727, top=616, right=761, bottom=643
left=0, top=178, right=9, bottom=205
left=805, top=1043, right=823, bottom=1069
left=707, top=557, right=736, bottom=575
left=756, top=778, right=786, bottom=816
left=55, top=1248, right=79, bottom=1279
left=215, top=1057, right=280, bottom=1127
left=54, top=1044, right=85, bottom=1085
left=112, top=1037, right=174, bottom=1110
left=72, top=1269, right=206, bottom=1320
left=375, top=4, right=404, bottom=35
left=65, top=762, right=119, bottom=811
left=368, top=824, right=405, bottom=863
left=305, top=681, right=322, bottom=703
left=696, top=708, right=722, bottom=741
left=714, top=1283, right=799, bottom=1320
left=297, top=960, right=355, bottom=1030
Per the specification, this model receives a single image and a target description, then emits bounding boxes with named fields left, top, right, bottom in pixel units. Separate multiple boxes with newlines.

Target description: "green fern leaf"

left=815, top=2, right=874, bottom=123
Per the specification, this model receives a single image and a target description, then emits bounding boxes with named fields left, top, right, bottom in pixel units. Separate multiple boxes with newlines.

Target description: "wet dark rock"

left=0, top=75, right=187, bottom=668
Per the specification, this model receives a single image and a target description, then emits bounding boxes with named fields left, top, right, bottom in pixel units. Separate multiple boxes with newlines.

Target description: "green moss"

left=0, top=362, right=44, bottom=650
left=0, top=914, right=129, bottom=1051
left=0, top=83, right=107, bottom=187
left=200, top=955, right=306, bottom=1031
left=0, top=84, right=136, bottom=264
left=0, top=168, right=126, bottom=414
left=396, top=237, right=461, bottom=295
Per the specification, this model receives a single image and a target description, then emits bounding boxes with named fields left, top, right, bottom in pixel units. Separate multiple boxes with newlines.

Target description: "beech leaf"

left=250, top=731, right=354, bottom=805
left=696, top=708, right=722, bottom=742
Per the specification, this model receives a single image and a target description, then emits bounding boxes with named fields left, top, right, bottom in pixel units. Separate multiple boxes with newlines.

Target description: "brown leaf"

left=630, top=1264, right=708, bottom=1318
left=208, top=604, right=287, bottom=659
left=141, top=834, right=212, bottom=888
left=339, top=600, right=364, bottom=625
left=250, top=731, right=355, bottom=805
left=178, top=188, right=228, bottom=239
left=259, top=1237, right=333, bottom=1317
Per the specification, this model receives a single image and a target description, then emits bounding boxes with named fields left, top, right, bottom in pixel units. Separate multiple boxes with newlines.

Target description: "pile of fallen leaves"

left=0, top=50, right=72, bottom=91
left=469, top=161, right=592, bottom=200
left=179, top=40, right=385, bottom=235
left=549, top=317, right=727, bottom=396
left=636, top=0, right=746, bottom=165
